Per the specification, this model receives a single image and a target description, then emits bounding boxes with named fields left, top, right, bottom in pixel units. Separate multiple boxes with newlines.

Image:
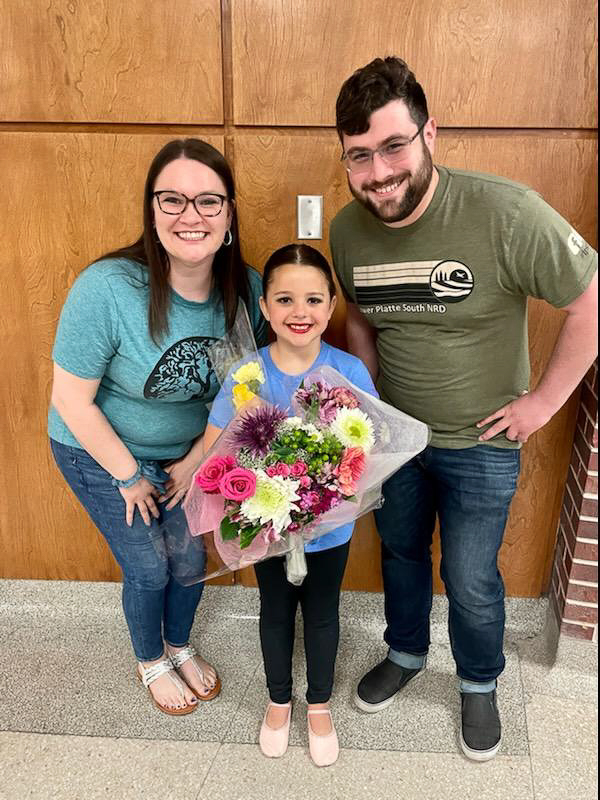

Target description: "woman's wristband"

left=112, top=461, right=142, bottom=489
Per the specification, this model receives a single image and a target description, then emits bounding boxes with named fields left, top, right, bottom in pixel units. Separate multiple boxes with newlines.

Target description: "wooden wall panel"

left=0, top=132, right=233, bottom=583
left=1, top=0, right=223, bottom=123
left=233, top=130, right=597, bottom=595
left=1, top=1, right=596, bottom=597
left=232, top=0, right=597, bottom=128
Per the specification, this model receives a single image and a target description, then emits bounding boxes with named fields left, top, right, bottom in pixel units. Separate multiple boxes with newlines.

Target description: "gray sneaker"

left=460, top=690, right=501, bottom=761
left=355, top=657, right=424, bottom=713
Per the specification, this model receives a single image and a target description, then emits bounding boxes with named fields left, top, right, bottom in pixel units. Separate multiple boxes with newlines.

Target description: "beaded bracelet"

left=111, top=461, right=142, bottom=489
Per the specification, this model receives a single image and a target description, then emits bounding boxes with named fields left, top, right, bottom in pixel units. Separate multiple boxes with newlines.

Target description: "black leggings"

left=253, top=541, right=351, bottom=704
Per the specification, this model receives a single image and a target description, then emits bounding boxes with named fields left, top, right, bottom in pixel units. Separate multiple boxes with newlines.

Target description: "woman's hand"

left=119, top=478, right=161, bottom=526
left=158, top=455, right=198, bottom=510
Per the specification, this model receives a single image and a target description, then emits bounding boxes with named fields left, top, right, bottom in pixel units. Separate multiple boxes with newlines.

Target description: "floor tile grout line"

left=0, top=725, right=531, bottom=756
left=219, top=660, right=264, bottom=744
left=193, top=741, right=225, bottom=800
left=0, top=729, right=535, bottom=761
left=516, top=643, right=538, bottom=800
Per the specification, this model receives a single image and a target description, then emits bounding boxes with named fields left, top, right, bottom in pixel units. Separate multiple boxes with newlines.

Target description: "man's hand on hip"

left=476, top=391, right=556, bottom=444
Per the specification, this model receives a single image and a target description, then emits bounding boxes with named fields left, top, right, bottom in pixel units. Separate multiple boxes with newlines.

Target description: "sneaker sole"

left=459, top=732, right=501, bottom=762
left=353, top=668, right=425, bottom=714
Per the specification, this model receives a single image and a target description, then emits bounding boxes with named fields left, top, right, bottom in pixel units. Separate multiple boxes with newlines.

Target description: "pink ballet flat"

left=259, top=700, right=292, bottom=758
left=307, top=708, right=339, bottom=767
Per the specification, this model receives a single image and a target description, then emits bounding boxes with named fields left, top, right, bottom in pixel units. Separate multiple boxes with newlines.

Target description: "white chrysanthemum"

left=240, top=470, right=300, bottom=533
left=330, top=407, right=375, bottom=452
left=232, top=361, right=265, bottom=385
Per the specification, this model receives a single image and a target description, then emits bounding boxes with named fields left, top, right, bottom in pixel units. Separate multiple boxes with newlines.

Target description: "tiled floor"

left=0, top=581, right=596, bottom=800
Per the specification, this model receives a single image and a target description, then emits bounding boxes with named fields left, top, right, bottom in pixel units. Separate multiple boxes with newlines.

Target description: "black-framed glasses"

left=153, top=190, right=227, bottom=217
left=341, top=120, right=427, bottom=174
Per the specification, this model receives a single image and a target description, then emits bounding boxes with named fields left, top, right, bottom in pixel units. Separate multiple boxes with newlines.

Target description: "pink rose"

left=195, top=456, right=236, bottom=493
left=275, top=463, right=291, bottom=477
left=219, top=468, right=256, bottom=502
left=290, top=461, right=308, bottom=477
left=266, top=465, right=278, bottom=477
left=300, top=475, right=312, bottom=489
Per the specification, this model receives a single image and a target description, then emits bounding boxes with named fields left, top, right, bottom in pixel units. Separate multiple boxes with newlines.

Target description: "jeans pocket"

left=436, top=445, right=520, bottom=497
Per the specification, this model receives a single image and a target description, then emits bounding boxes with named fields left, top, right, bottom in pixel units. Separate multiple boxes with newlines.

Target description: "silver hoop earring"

left=223, top=229, right=233, bottom=247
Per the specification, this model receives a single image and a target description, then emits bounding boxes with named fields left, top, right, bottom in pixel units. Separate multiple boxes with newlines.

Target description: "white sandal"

left=167, top=644, right=221, bottom=701
left=137, top=658, right=197, bottom=716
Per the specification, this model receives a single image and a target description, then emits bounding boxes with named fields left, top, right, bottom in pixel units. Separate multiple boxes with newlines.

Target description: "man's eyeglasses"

left=153, top=191, right=227, bottom=217
left=341, top=121, right=427, bottom=175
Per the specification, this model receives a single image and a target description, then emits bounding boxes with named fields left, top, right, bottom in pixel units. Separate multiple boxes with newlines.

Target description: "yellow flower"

left=232, top=383, right=257, bottom=410
left=232, top=361, right=265, bottom=386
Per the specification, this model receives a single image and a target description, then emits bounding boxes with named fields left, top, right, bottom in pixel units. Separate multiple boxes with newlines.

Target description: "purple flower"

left=298, top=490, right=320, bottom=511
left=314, top=488, right=342, bottom=515
left=312, top=462, right=335, bottom=485
left=229, top=405, right=287, bottom=456
left=318, top=400, right=339, bottom=424
left=295, top=381, right=331, bottom=410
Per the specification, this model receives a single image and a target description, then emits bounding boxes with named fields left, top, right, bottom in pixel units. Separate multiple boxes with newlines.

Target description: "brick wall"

left=550, top=360, right=598, bottom=642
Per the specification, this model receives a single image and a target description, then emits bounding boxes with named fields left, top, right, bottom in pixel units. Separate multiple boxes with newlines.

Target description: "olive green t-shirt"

left=330, top=167, right=597, bottom=449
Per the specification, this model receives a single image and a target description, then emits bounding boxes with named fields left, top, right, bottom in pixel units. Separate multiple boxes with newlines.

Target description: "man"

left=330, top=57, right=597, bottom=762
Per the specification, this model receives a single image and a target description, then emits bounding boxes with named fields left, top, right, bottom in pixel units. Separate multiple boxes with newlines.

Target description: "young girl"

left=203, top=244, right=377, bottom=766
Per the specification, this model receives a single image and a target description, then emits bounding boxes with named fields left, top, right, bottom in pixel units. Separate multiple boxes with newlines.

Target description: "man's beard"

left=349, top=145, right=433, bottom=224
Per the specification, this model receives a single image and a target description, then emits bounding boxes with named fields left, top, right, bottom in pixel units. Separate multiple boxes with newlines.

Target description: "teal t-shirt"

left=49, top=258, right=268, bottom=459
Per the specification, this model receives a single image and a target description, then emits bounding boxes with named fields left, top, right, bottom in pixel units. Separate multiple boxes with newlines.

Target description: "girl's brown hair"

left=262, top=244, right=337, bottom=298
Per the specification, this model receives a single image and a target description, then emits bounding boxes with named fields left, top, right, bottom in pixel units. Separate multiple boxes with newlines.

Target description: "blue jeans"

left=374, top=444, right=520, bottom=685
left=51, top=440, right=205, bottom=661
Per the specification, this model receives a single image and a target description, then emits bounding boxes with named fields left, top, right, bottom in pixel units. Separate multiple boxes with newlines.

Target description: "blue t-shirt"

left=209, top=342, right=378, bottom=552
left=49, top=257, right=268, bottom=460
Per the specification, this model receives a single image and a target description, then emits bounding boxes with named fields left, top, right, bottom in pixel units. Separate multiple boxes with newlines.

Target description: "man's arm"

left=345, top=301, right=379, bottom=383
left=478, top=271, right=598, bottom=443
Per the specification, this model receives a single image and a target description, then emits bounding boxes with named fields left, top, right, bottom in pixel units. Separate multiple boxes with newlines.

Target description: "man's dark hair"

left=336, top=57, right=429, bottom=140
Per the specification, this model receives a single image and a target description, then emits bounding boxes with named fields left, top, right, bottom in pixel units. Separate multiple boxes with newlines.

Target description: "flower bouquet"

left=162, top=364, right=429, bottom=586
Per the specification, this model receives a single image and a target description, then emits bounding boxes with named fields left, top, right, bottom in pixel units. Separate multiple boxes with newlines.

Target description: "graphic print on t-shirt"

left=354, top=260, right=474, bottom=310
left=144, top=336, right=218, bottom=400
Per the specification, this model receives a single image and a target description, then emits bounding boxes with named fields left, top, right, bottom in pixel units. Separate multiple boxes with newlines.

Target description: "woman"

left=49, top=139, right=267, bottom=715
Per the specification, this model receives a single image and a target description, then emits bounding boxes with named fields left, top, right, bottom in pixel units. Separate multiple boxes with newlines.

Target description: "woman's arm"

left=159, top=434, right=208, bottom=510
left=159, top=419, right=227, bottom=508
left=51, top=363, right=159, bottom=526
